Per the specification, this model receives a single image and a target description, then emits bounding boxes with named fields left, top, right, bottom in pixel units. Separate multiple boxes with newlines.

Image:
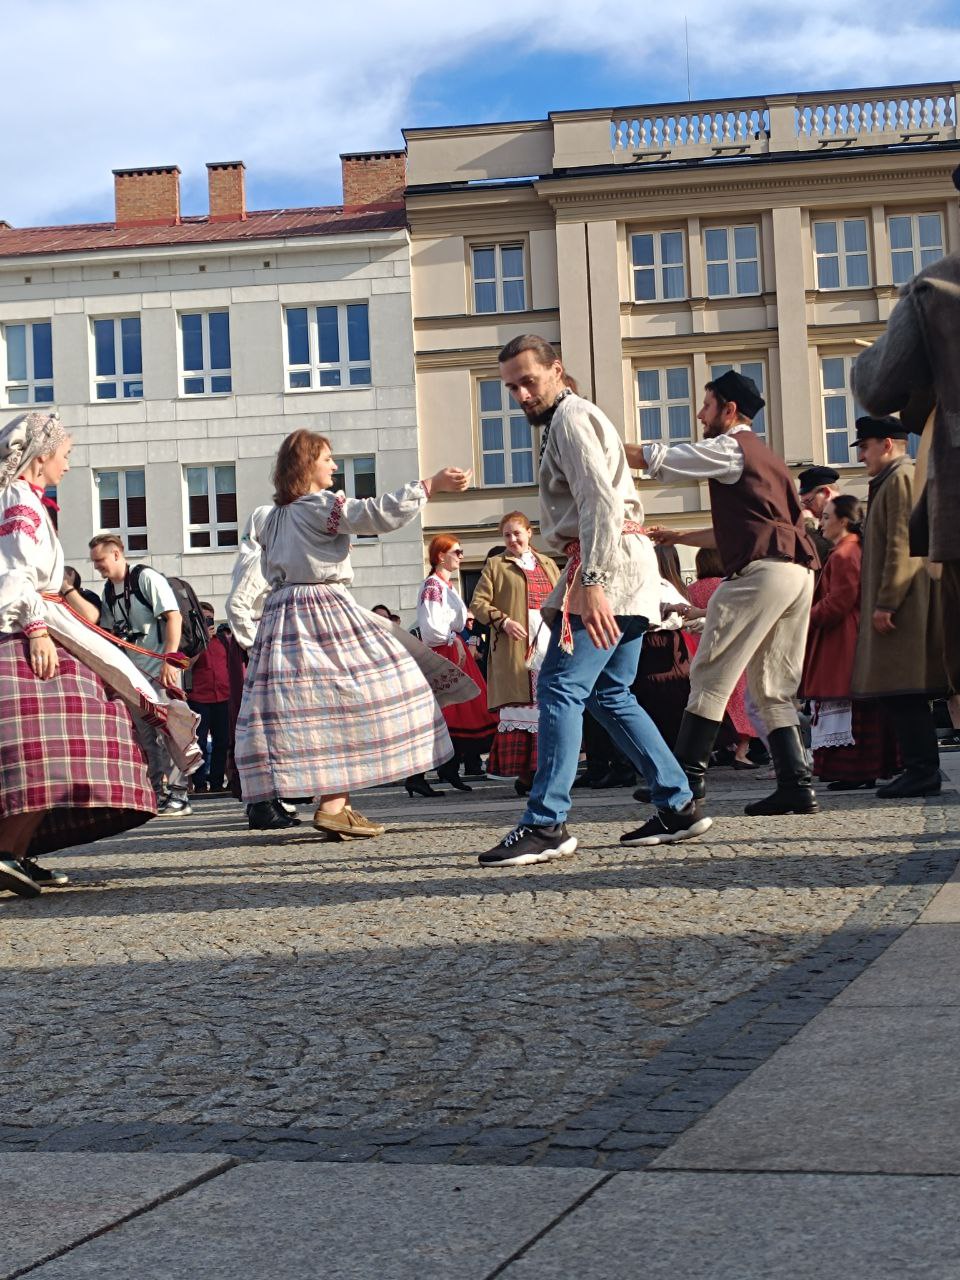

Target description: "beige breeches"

left=687, top=560, right=815, bottom=732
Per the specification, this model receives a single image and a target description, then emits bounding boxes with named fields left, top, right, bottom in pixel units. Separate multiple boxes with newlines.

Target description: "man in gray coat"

left=852, top=165, right=960, bottom=691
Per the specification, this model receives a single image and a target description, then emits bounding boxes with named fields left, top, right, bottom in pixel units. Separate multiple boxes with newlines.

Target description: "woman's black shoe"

left=247, top=800, right=298, bottom=830
left=405, top=774, right=444, bottom=798
left=826, top=779, right=875, bottom=791
left=437, top=762, right=472, bottom=792
left=514, top=778, right=531, bottom=797
left=589, top=766, right=637, bottom=789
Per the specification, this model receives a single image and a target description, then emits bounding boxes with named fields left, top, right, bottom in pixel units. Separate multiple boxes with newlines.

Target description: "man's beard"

left=524, top=402, right=555, bottom=426
left=701, top=416, right=725, bottom=438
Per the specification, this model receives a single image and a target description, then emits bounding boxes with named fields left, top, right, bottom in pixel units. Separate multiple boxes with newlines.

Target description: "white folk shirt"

left=642, top=423, right=752, bottom=485
left=0, top=480, right=62, bottom=636
left=417, top=574, right=467, bottom=647
left=224, top=505, right=272, bottom=650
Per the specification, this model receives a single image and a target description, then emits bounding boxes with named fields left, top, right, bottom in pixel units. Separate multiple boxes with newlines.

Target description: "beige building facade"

left=405, top=82, right=960, bottom=582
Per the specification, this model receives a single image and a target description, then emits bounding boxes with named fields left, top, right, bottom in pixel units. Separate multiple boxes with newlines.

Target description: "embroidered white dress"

left=416, top=572, right=497, bottom=756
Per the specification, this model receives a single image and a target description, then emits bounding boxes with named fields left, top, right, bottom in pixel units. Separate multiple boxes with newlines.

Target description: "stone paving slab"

left=0, top=1152, right=231, bottom=1279
left=26, top=1162, right=605, bottom=1279
left=830, top=922, right=960, bottom=1007
left=919, top=867, right=960, bottom=923
left=500, top=1170, right=960, bottom=1279
left=651, top=1003, right=960, bottom=1174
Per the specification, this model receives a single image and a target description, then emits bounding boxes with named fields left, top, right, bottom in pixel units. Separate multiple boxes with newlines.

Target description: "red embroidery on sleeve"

left=23, top=619, right=48, bottom=635
left=0, top=506, right=41, bottom=543
left=419, top=580, right=444, bottom=605
left=325, top=493, right=347, bottom=536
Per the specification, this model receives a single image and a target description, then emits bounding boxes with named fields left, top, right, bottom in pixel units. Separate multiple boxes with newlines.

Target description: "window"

left=93, top=317, right=143, bottom=400
left=95, top=469, right=148, bottom=552
left=477, top=378, right=536, bottom=487
left=185, top=465, right=238, bottom=548
left=471, top=244, right=526, bottom=313
left=704, top=225, right=761, bottom=297
left=336, top=455, right=378, bottom=539
left=285, top=303, right=371, bottom=390
left=710, top=360, right=768, bottom=442
left=820, top=356, right=865, bottom=465
left=888, top=213, right=944, bottom=285
left=4, top=321, right=53, bottom=404
left=636, top=366, right=693, bottom=444
left=180, top=311, right=231, bottom=396
left=813, top=219, right=870, bottom=289
left=631, top=231, right=687, bottom=302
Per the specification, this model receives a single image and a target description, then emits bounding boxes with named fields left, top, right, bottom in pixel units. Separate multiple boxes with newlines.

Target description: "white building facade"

left=0, top=156, right=425, bottom=618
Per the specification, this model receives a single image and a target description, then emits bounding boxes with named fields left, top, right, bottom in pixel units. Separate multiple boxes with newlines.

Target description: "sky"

left=3, top=0, right=960, bottom=227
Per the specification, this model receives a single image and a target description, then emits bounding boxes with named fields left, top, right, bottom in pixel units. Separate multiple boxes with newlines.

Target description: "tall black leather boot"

left=744, top=726, right=819, bottom=816
left=673, top=711, right=722, bottom=801
left=875, top=695, right=941, bottom=797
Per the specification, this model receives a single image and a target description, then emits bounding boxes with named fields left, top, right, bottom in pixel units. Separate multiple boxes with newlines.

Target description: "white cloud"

left=3, top=0, right=959, bottom=225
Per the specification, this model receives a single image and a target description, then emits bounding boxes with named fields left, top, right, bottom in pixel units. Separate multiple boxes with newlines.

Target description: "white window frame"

left=3, top=320, right=54, bottom=406
left=813, top=218, right=871, bottom=290
left=703, top=224, right=762, bottom=298
left=710, top=359, right=768, bottom=443
left=476, top=377, right=538, bottom=489
left=336, top=454, right=378, bottom=539
left=92, top=315, right=143, bottom=401
left=470, top=242, right=527, bottom=314
left=819, top=354, right=865, bottom=467
left=179, top=310, right=232, bottom=397
left=183, top=464, right=238, bottom=550
left=887, top=211, right=945, bottom=285
left=94, top=468, right=148, bottom=552
left=630, top=230, right=688, bottom=303
left=635, top=365, right=694, bottom=445
left=284, top=303, right=372, bottom=391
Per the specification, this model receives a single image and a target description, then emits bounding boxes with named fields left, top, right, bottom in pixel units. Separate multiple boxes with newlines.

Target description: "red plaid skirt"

left=488, top=724, right=537, bottom=780
left=814, top=698, right=902, bottom=782
left=0, top=635, right=155, bottom=855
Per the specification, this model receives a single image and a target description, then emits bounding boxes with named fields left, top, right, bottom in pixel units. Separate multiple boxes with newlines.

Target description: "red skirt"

left=0, top=635, right=155, bottom=856
left=488, top=724, right=538, bottom=780
left=814, top=698, right=902, bottom=782
left=431, top=640, right=497, bottom=755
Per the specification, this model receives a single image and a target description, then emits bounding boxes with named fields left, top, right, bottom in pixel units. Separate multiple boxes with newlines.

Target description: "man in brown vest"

left=626, top=370, right=819, bottom=816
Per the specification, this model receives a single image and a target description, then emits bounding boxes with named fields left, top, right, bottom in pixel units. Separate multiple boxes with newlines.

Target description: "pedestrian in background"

left=188, top=605, right=230, bottom=794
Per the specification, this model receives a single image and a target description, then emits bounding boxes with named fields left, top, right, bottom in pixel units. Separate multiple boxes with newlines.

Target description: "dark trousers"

left=883, top=694, right=940, bottom=775
left=189, top=699, right=230, bottom=789
left=941, top=562, right=960, bottom=692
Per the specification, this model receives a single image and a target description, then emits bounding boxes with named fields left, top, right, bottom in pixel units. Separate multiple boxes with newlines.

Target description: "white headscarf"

left=0, top=411, right=68, bottom=488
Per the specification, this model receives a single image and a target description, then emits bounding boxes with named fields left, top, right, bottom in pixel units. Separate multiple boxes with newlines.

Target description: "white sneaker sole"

left=479, top=835, right=578, bottom=868
left=621, top=816, right=713, bottom=847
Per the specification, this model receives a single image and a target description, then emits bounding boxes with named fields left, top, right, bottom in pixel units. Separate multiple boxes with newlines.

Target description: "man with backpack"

left=89, top=533, right=204, bottom=815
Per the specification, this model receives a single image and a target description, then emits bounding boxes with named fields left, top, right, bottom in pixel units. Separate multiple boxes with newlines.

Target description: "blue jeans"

left=521, top=616, right=692, bottom=828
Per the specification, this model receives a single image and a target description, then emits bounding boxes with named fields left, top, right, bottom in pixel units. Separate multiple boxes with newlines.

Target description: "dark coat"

left=850, top=459, right=946, bottom=699
left=802, top=534, right=861, bottom=699
left=852, top=253, right=960, bottom=562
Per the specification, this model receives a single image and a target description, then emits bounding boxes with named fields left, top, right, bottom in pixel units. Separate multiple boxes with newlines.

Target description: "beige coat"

left=851, top=458, right=946, bottom=699
left=469, top=551, right=560, bottom=709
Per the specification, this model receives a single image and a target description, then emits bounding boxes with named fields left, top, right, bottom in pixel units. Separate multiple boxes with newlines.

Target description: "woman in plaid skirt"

left=0, top=412, right=199, bottom=899
left=234, top=429, right=473, bottom=840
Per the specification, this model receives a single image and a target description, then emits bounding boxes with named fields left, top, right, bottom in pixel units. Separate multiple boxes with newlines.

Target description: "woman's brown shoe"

left=312, top=806, right=386, bottom=839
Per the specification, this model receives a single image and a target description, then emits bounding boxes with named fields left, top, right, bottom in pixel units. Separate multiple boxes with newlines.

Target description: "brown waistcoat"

left=709, top=432, right=819, bottom=577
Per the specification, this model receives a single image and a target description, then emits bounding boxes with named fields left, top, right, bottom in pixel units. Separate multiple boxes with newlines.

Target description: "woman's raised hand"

left=430, top=467, right=472, bottom=494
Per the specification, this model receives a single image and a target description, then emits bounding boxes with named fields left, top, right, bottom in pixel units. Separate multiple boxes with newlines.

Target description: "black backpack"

left=105, top=566, right=210, bottom=658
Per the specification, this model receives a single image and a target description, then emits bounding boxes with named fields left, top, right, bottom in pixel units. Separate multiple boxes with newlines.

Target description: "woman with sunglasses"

left=407, top=534, right=497, bottom=796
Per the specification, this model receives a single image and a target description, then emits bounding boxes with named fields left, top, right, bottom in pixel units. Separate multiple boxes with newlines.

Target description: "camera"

left=111, top=616, right=145, bottom=644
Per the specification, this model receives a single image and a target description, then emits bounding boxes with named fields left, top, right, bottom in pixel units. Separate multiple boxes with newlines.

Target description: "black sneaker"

left=21, top=858, right=69, bottom=887
left=478, top=823, right=577, bottom=868
left=0, top=857, right=42, bottom=898
left=620, top=802, right=712, bottom=847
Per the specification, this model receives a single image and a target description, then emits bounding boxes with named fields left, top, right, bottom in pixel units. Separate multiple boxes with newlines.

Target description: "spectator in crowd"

left=797, top=466, right=841, bottom=566
left=60, top=565, right=101, bottom=615
left=849, top=417, right=946, bottom=797
left=630, top=543, right=693, bottom=753
left=801, top=494, right=900, bottom=789
left=89, top=533, right=194, bottom=816
left=188, top=605, right=231, bottom=794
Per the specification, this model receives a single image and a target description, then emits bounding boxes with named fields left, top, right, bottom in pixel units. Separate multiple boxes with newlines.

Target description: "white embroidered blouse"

left=417, top=573, right=468, bottom=648
left=258, top=481, right=428, bottom=589
left=0, top=480, right=62, bottom=637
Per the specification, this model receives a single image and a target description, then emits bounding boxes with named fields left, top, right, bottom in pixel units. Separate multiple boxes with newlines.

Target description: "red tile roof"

left=0, top=203, right=406, bottom=258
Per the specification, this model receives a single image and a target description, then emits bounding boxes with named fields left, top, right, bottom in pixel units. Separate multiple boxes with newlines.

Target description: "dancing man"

left=630, top=370, right=819, bottom=816
left=480, top=336, right=712, bottom=868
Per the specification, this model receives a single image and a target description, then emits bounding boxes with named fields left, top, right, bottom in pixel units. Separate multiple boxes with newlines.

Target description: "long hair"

left=498, top=334, right=560, bottom=367
left=695, top=546, right=725, bottom=579
left=655, top=543, right=689, bottom=600
left=428, top=532, right=459, bottom=569
left=272, top=429, right=332, bottom=506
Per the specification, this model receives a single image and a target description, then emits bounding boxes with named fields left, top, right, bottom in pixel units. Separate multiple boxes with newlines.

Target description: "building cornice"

left=416, top=340, right=562, bottom=371
left=622, top=329, right=776, bottom=358
left=414, top=307, right=560, bottom=332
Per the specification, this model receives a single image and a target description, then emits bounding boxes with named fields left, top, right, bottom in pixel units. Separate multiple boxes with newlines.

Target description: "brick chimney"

left=207, top=161, right=247, bottom=222
left=113, top=165, right=181, bottom=227
left=340, top=150, right=406, bottom=208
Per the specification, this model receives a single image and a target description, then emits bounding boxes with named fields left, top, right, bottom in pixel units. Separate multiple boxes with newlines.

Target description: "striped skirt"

left=235, top=585, right=454, bottom=801
left=0, top=635, right=155, bottom=856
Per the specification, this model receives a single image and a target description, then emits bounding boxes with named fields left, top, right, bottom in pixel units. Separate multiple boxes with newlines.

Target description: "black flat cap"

left=850, top=415, right=911, bottom=446
left=710, top=369, right=765, bottom=420
left=797, top=466, right=840, bottom=495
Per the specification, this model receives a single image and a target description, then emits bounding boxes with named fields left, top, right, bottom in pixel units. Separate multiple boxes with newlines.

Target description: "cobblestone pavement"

left=2, top=771, right=958, bottom=1169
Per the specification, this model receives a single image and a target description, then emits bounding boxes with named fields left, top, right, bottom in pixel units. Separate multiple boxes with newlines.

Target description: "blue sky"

left=4, top=0, right=960, bottom=227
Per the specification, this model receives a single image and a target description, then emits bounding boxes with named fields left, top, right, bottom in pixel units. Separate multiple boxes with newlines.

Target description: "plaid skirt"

left=488, top=721, right=538, bottom=780
left=235, top=584, right=454, bottom=801
left=0, top=635, right=155, bottom=856
left=813, top=698, right=902, bottom=782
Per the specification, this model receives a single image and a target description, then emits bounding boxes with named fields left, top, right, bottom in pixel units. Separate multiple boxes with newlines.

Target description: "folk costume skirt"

left=813, top=697, right=902, bottom=782
left=235, top=584, right=454, bottom=801
left=0, top=634, right=155, bottom=856
left=430, top=640, right=497, bottom=759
